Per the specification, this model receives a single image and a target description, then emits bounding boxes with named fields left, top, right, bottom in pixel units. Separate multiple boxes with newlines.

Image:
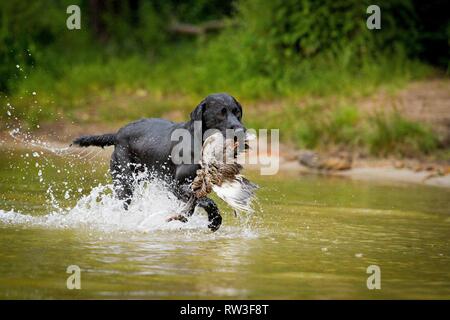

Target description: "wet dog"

left=73, top=93, right=246, bottom=231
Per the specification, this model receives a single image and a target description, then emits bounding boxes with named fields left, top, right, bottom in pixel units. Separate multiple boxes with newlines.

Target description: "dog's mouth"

left=202, top=130, right=254, bottom=159
left=233, top=131, right=255, bottom=157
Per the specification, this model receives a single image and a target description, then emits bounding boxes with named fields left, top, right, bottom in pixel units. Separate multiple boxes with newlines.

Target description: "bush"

left=186, top=0, right=431, bottom=98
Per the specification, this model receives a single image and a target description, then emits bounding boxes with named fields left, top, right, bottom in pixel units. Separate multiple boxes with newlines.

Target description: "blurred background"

left=0, top=0, right=449, bottom=161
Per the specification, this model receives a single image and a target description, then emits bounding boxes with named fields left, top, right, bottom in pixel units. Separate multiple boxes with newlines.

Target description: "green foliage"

left=248, top=104, right=363, bottom=150
left=168, top=0, right=432, bottom=98
left=246, top=103, right=439, bottom=157
left=367, top=111, right=438, bottom=156
left=0, top=0, right=234, bottom=92
left=328, top=105, right=362, bottom=146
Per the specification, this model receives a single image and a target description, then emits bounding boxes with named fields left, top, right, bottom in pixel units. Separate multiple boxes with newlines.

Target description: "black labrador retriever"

left=73, top=93, right=245, bottom=231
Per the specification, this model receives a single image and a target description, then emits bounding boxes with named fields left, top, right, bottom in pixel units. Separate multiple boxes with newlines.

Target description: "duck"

left=191, top=132, right=258, bottom=214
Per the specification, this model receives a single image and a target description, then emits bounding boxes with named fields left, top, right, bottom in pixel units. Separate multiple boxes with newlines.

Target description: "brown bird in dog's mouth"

left=191, top=132, right=258, bottom=214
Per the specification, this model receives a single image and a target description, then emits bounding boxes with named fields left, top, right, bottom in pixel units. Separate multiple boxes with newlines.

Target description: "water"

left=0, top=148, right=449, bottom=299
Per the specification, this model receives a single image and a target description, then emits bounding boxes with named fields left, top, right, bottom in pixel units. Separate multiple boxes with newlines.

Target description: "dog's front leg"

left=169, top=184, right=222, bottom=232
left=172, top=165, right=222, bottom=231
left=196, top=197, right=222, bottom=232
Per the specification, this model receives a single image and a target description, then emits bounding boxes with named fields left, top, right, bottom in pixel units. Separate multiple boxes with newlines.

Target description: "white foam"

left=0, top=179, right=260, bottom=240
left=0, top=181, right=212, bottom=233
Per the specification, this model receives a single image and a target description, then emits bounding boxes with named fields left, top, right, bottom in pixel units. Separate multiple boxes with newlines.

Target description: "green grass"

left=245, top=103, right=439, bottom=157
left=367, top=111, right=439, bottom=157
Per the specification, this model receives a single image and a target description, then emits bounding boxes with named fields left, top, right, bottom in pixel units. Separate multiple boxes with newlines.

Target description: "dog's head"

left=190, top=93, right=245, bottom=137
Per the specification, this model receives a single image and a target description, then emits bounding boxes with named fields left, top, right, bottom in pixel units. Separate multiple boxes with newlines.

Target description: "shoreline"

left=1, top=130, right=449, bottom=189
left=275, top=159, right=450, bottom=188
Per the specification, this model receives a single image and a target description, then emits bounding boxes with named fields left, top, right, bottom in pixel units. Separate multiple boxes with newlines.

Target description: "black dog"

left=73, top=93, right=245, bottom=231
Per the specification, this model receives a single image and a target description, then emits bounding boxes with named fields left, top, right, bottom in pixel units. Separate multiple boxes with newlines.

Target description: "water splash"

left=0, top=156, right=258, bottom=235
left=9, top=128, right=102, bottom=159
left=0, top=179, right=212, bottom=232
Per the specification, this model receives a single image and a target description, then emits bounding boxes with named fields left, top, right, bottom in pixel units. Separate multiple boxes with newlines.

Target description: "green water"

left=0, top=149, right=449, bottom=299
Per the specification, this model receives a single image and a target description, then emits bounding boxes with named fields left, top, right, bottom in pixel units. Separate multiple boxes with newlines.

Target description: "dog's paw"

left=207, top=215, right=222, bottom=232
left=166, top=215, right=188, bottom=223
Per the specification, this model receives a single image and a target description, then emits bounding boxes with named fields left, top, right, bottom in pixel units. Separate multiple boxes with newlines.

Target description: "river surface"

left=0, top=148, right=449, bottom=299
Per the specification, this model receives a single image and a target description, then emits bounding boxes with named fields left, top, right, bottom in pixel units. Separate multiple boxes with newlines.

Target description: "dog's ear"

left=190, top=101, right=205, bottom=121
left=233, top=97, right=243, bottom=118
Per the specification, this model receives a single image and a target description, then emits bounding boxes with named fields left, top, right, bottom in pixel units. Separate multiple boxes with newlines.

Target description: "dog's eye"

left=233, top=108, right=240, bottom=115
left=221, top=107, right=227, bottom=115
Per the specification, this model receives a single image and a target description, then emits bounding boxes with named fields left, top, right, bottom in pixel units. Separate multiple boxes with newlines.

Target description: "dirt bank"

left=276, top=156, right=450, bottom=188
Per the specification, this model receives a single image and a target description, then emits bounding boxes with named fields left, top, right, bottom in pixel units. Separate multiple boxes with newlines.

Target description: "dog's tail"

left=72, top=133, right=116, bottom=148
